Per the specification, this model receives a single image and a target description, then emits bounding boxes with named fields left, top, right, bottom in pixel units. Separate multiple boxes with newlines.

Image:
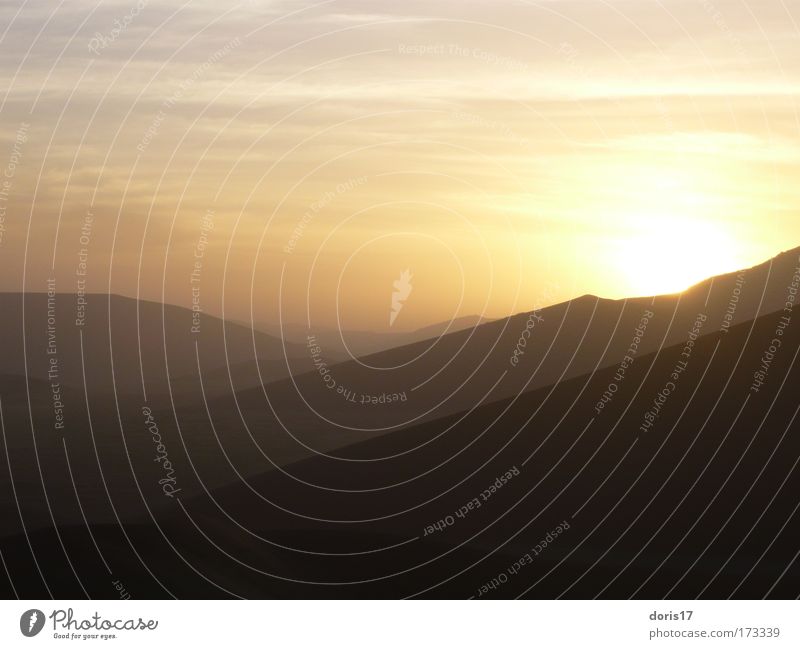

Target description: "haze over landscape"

left=0, top=0, right=799, bottom=604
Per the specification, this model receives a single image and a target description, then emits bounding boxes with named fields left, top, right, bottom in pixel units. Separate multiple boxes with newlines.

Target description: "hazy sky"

left=0, top=0, right=798, bottom=330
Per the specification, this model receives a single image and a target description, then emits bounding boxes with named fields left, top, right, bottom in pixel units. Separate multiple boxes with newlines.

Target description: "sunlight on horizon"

left=613, top=213, right=746, bottom=297
left=571, top=158, right=752, bottom=299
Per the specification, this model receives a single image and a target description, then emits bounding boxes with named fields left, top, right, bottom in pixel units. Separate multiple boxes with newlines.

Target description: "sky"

left=0, top=0, right=798, bottom=331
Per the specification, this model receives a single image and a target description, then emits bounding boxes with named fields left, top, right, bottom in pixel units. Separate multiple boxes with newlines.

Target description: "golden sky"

left=0, top=0, right=798, bottom=331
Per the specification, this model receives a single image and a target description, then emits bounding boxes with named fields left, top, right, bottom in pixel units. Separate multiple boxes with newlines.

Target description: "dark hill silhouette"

left=194, top=247, right=800, bottom=468
left=3, top=248, right=798, bottom=535
left=1, top=303, right=797, bottom=598
left=1, top=248, right=798, bottom=599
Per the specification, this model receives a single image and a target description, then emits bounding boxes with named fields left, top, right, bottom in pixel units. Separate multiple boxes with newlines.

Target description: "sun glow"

left=615, top=214, right=745, bottom=297
left=585, top=158, right=751, bottom=298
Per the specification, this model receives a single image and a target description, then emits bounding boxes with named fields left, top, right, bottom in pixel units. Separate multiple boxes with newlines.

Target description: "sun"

left=614, top=214, right=745, bottom=297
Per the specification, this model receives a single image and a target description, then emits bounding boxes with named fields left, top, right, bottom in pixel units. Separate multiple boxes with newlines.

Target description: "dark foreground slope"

left=2, top=302, right=798, bottom=599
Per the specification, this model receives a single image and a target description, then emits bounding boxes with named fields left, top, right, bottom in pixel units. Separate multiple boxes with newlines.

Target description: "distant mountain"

left=0, top=293, right=319, bottom=399
left=411, top=314, right=493, bottom=340
left=244, top=314, right=493, bottom=360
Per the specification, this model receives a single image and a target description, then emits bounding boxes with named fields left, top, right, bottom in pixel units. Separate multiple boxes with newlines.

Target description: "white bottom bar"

left=1, top=600, right=797, bottom=647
